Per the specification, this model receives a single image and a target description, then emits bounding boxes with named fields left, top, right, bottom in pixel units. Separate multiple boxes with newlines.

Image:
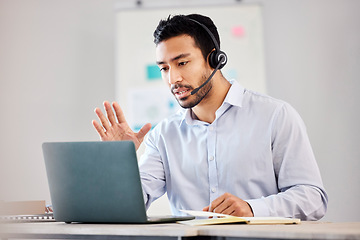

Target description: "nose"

left=168, top=68, right=182, bottom=85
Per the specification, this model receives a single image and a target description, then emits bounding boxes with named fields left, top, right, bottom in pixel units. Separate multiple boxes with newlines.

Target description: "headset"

left=187, top=18, right=228, bottom=95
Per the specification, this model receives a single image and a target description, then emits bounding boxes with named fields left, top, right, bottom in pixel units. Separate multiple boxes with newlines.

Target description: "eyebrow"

left=156, top=53, right=191, bottom=65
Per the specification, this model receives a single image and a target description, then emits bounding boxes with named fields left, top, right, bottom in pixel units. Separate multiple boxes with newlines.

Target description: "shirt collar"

left=179, top=79, right=245, bottom=127
left=223, top=79, right=244, bottom=108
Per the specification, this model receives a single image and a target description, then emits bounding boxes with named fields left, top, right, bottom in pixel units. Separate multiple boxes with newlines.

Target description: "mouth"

left=173, top=88, right=191, bottom=100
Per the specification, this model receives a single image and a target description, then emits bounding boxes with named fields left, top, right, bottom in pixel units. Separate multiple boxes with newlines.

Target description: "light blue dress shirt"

left=139, top=80, right=328, bottom=220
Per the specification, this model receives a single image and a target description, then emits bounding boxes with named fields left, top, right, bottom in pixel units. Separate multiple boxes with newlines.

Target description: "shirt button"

left=209, top=126, right=214, bottom=131
left=211, top=188, right=217, bottom=193
left=209, top=156, right=214, bottom=161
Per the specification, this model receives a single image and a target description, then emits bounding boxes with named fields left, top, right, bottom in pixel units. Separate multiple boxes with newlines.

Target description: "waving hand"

left=92, top=101, right=151, bottom=150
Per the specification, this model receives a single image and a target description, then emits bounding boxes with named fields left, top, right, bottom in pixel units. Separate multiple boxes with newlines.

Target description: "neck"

left=191, top=73, right=231, bottom=124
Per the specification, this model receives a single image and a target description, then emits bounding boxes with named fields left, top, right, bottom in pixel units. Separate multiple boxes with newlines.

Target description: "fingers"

left=220, top=201, right=236, bottom=215
left=94, top=107, right=111, bottom=132
left=202, top=196, right=233, bottom=216
left=92, top=101, right=152, bottom=147
left=92, top=119, right=106, bottom=139
left=112, top=101, right=127, bottom=124
left=137, top=123, right=152, bottom=141
left=202, top=206, right=209, bottom=212
left=205, top=193, right=253, bottom=217
left=208, top=194, right=226, bottom=212
left=93, top=101, right=122, bottom=133
left=104, top=101, right=117, bottom=126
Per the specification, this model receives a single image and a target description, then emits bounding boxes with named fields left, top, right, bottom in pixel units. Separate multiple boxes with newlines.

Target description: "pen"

left=209, top=201, right=219, bottom=218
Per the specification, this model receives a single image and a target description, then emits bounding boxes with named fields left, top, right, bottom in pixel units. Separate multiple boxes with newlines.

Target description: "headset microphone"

left=191, top=54, right=226, bottom=95
left=187, top=18, right=228, bottom=96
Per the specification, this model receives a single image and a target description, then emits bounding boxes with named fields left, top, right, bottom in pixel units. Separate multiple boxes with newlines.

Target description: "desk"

left=1, top=221, right=359, bottom=240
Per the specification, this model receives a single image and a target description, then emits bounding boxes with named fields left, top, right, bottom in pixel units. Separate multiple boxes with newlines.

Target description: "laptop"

left=42, top=141, right=194, bottom=224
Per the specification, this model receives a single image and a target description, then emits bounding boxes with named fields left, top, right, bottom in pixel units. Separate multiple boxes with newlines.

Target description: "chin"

left=176, top=87, right=209, bottom=109
left=178, top=99, right=199, bottom=109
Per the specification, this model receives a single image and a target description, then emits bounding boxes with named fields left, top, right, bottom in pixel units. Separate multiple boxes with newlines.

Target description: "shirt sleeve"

left=138, top=129, right=167, bottom=210
left=247, top=103, right=328, bottom=220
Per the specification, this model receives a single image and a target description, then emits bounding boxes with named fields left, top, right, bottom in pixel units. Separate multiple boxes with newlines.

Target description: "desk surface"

left=1, top=221, right=360, bottom=240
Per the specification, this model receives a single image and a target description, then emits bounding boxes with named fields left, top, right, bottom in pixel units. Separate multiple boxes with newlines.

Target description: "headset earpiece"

left=209, top=50, right=227, bottom=69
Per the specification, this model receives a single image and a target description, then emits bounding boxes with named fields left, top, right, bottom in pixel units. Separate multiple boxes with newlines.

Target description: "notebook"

left=42, top=141, right=194, bottom=224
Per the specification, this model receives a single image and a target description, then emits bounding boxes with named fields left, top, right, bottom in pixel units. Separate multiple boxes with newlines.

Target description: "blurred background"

left=0, top=0, right=359, bottom=222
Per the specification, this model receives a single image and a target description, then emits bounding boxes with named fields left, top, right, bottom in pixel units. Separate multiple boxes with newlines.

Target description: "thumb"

left=136, top=123, right=152, bottom=142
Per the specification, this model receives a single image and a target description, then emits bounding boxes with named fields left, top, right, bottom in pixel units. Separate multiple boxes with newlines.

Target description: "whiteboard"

left=116, top=4, right=266, bottom=130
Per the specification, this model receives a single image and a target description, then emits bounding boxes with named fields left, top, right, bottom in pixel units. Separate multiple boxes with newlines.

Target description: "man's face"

left=156, top=34, right=212, bottom=109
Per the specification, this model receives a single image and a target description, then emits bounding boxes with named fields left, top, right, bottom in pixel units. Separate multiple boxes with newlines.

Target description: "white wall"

left=0, top=0, right=115, bottom=201
left=0, top=0, right=359, bottom=222
left=259, top=0, right=360, bottom=222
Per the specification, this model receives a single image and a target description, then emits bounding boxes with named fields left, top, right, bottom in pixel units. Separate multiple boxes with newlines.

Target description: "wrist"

left=246, top=201, right=254, bottom=217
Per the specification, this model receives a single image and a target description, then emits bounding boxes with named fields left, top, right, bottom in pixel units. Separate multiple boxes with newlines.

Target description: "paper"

left=180, top=210, right=230, bottom=218
left=231, top=25, right=245, bottom=38
left=127, top=86, right=179, bottom=131
left=146, top=64, right=162, bottom=81
left=178, top=210, right=301, bottom=226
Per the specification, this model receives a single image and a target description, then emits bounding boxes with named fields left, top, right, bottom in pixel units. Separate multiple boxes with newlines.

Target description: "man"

left=93, top=14, right=328, bottom=220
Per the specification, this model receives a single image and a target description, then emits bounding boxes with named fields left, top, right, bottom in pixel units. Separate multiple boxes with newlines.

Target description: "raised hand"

left=92, top=101, right=151, bottom=150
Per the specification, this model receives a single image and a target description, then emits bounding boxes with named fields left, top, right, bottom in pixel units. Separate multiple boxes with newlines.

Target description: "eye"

left=178, top=61, right=188, bottom=66
left=159, top=66, right=168, bottom=72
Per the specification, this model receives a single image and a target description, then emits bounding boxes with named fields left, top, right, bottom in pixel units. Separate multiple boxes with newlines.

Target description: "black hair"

left=153, top=14, right=220, bottom=61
